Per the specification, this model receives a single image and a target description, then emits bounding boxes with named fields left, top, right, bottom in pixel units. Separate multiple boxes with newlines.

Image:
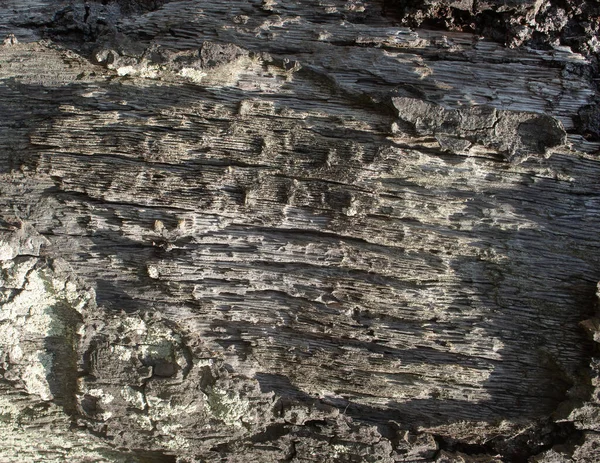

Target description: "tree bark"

left=1, top=1, right=600, bottom=462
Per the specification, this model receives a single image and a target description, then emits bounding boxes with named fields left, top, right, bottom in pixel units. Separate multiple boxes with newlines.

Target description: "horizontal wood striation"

left=1, top=1, right=600, bottom=461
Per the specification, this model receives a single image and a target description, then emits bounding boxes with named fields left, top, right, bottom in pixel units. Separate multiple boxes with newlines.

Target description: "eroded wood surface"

left=0, top=1, right=599, bottom=462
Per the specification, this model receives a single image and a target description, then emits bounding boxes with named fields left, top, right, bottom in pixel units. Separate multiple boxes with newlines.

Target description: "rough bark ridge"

left=0, top=1, right=599, bottom=462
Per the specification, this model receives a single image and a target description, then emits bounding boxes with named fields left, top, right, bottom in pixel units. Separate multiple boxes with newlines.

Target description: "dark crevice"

left=434, top=420, right=583, bottom=462
left=128, top=449, right=177, bottom=463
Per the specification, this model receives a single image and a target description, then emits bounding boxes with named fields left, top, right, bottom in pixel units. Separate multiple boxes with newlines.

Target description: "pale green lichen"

left=143, top=389, right=198, bottom=450
left=121, top=386, right=146, bottom=410
left=78, top=384, right=115, bottom=421
left=0, top=240, right=15, bottom=261
left=21, top=351, right=54, bottom=400
left=0, top=388, right=138, bottom=462
left=0, top=395, right=20, bottom=422
left=120, top=316, right=147, bottom=335
left=179, top=67, right=207, bottom=83
left=205, top=386, right=251, bottom=428
left=0, top=257, right=36, bottom=289
left=136, top=320, right=187, bottom=370
left=332, top=444, right=349, bottom=458
left=0, top=262, right=89, bottom=401
left=0, top=270, right=57, bottom=399
left=112, top=344, right=135, bottom=362
left=146, top=392, right=200, bottom=422
left=140, top=338, right=174, bottom=364
left=115, top=64, right=160, bottom=78
left=161, top=429, right=191, bottom=451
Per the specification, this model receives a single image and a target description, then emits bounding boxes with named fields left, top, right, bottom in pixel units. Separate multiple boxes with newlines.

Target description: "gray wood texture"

left=0, top=1, right=599, bottom=461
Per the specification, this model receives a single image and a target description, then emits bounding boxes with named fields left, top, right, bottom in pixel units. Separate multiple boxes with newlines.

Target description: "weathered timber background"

left=1, top=1, right=600, bottom=462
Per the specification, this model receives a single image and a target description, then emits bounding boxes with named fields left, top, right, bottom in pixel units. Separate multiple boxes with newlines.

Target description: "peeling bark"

left=0, top=1, right=599, bottom=462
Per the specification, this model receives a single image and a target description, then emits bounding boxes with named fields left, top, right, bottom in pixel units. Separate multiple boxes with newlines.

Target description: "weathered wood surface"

left=1, top=1, right=600, bottom=462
